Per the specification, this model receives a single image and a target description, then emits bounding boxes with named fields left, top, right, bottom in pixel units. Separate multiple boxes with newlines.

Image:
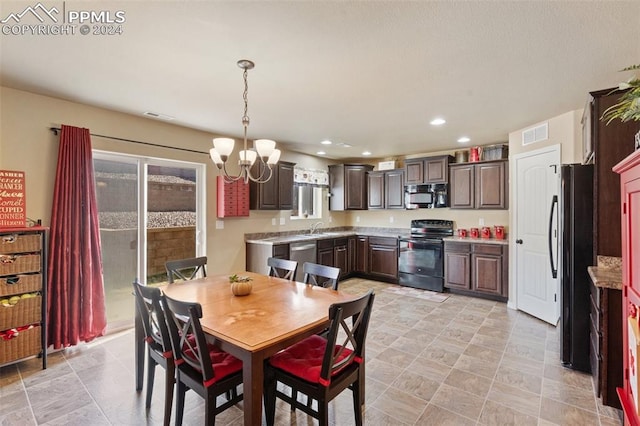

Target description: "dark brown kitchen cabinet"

left=367, top=169, right=404, bottom=209
left=586, top=88, right=640, bottom=258
left=329, top=164, right=374, bottom=211
left=589, top=277, right=622, bottom=409
left=249, top=161, right=295, bottom=210
left=444, top=242, right=471, bottom=290
left=347, top=236, right=357, bottom=276
left=316, top=239, right=334, bottom=267
left=449, top=160, right=507, bottom=210
left=404, top=155, right=452, bottom=185
left=355, top=236, right=368, bottom=274
left=367, top=236, right=398, bottom=282
left=444, top=241, right=508, bottom=300
left=333, top=238, right=348, bottom=279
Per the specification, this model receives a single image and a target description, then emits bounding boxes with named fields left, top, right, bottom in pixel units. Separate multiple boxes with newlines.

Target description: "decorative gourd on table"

left=229, top=274, right=253, bottom=296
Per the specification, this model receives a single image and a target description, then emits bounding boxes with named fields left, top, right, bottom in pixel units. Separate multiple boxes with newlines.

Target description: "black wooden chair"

left=302, top=262, right=340, bottom=290
left=267, top=257, right=298, bottom=281
left=264, top=290, right=375, bottom=426
left=132, top=280, right=174, bottom=426
left=162, top=294, right=243, bottom=426
left=165, top=256, right=207, bottom=283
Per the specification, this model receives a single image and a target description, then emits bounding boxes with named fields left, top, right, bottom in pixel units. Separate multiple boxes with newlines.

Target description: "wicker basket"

left=481, top=144, right=509, bottom=161
left=0, top=325, right=41, bottom=365
left=0, top=254, right=41, bottom=275
left=0, top=234, right=41, bottom=254
left=0, top=274, right=41, bottom=297
left=0, top=296, right=42, bottom=331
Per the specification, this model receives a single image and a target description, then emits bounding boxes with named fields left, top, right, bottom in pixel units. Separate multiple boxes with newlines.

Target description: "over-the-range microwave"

left=404, top=184, right=448, bottom=209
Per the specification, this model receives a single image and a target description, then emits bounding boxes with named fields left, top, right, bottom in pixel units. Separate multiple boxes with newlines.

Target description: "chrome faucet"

left=309, top=221, right=324, bottom=235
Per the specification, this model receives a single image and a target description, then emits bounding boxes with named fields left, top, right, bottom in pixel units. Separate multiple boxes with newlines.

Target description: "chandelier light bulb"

left=267, top=149, right=281, bottom=165
left=209, top=148, right=223, bottom=166
left=254, top=139, right=276, bottom=159
left=239, top=150, right=257, bottom=165
left=212, top=138, right=235, bottom=158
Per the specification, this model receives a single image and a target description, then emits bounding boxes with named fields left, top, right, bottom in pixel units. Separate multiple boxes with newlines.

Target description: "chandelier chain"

left=242, top=68, right=249, bottom=126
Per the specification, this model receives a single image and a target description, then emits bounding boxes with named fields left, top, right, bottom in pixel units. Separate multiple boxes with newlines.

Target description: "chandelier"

left=209, top=59, right=280, bottom=184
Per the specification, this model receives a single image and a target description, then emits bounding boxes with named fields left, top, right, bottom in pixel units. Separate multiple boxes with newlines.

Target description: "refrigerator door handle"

left=548, top=195, right=558, bottom=279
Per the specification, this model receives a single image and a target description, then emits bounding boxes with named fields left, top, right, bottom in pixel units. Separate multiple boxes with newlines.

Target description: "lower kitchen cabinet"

left=589, top=277, right=622, bottom=409
left=355, top=236, right=368, bottom=274
left=444, top=241, right=508, bottom=300
left=333, top=238, right=348, bottom=279
left=316, top=239, right=334, bottom=267
left=347, top=236, right=357, bottom=276
left=367, top=236, right=398, bottom=282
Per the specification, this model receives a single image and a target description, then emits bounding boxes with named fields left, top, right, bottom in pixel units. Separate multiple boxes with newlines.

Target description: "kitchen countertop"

left=245, top=228, right=408, bottom=245
left=587, top=255, right=622, bottom=290
left=442, top=236, right=509, bottom=246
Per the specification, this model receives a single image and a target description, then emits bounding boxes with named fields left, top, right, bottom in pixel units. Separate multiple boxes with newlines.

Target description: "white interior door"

left=513, top=145, right=560, bottom=324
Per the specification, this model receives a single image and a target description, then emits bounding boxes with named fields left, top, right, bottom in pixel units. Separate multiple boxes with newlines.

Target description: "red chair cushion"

left=269, top=334, right=354, bottom=384
left=184, top=342, right=242, bottom=384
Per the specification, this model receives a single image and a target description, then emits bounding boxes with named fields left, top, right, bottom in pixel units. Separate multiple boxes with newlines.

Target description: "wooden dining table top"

left=160, top=271, right=358, bottom=352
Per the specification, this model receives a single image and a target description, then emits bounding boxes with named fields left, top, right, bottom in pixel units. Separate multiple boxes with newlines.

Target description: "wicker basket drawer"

left=0, top=234, right=41, bottom=254
left=0, top=274, right=41, bottom=297
left=0, top=254, right=41, bottom=275
left=0, top=296, right=41, bottom=330
left=0, top=325, right=41, bottom=365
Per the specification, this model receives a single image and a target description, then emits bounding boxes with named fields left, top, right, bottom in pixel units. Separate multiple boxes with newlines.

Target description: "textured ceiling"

left=1, top=1, right=639, bottom=160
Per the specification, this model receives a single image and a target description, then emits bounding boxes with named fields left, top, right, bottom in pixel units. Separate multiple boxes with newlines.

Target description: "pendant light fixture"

left=209, top=59, right=280, bottom=183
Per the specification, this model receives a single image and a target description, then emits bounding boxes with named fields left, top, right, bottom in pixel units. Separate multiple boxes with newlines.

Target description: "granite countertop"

left=587, top=255, right=622, bottom=290
left=245, top=227, right=407, bottom=245
left=442, top=236, right=509, bottom=246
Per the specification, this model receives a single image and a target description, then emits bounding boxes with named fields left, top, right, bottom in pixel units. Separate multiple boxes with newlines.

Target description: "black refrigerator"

left=556, top=163, right=594, bottom=372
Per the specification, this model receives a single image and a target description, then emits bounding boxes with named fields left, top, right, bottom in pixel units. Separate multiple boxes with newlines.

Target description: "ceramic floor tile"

left=478, top=399, right=538, bottom=426
left=1, top=278, right=619, bottom=426
left=430, top=383, right=485, bottom=421
left=539, top=396, right=600, bottom=425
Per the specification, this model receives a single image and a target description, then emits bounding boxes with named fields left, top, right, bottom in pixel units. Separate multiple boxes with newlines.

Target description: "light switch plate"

left=279, top=217, right=286, bottom=225
left=271, top=218, right=276, bottom=226
left=215, top=220, right=224, bottom=229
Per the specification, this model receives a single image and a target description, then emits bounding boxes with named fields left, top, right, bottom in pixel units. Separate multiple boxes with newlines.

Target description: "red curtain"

left=47, top=124, right=106, bottom=349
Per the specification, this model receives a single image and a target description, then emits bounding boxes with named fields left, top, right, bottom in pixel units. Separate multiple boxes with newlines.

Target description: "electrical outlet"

left=389, top=216, right=394, bottom=223
left=479, top=218, right=485, bottom=226
left=216, top=220, right=224, bottom=229
left=280, top=217, right=286, bottom=225
left=356, top=216, right=360, bottom=223
left=271, top=218, right=276, bottom=226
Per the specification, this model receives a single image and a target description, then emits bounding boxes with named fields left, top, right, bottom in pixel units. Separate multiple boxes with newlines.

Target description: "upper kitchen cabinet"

left=404, top=155, right=453, bottom=185
left=329, top=164, right=374, bottom=211
left=450, top=160, right=507, bottom=210
left=585, top=88, right=640, bottom=257
left=367, top=169, right=404, bottom=209
left=250, top=161, right=295, bottom=210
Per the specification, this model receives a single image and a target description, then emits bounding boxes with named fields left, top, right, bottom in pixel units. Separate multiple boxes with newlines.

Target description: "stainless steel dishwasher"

left=289, top=241, right=317, bottom=282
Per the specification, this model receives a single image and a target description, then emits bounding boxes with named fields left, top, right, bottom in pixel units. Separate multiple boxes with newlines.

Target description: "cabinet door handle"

left=515, top=239, right=523, bottom=244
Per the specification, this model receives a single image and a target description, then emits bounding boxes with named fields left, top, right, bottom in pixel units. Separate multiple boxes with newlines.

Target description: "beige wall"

left=0, top=86, right=347, bottom=274
left=1, top=86, right=581, bottom=276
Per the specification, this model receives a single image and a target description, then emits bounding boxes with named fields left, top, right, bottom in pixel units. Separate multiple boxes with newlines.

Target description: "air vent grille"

left=143, top=111, right=175, bottom=121
left=522, top=122, right=548, bottom=145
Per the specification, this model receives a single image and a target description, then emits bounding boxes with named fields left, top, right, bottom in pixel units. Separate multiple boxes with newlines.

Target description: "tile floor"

left=0, top=278, right=624, bottom=425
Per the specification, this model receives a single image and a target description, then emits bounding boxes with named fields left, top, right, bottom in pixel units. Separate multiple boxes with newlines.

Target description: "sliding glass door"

left=93, top=151, right=206, bottom=331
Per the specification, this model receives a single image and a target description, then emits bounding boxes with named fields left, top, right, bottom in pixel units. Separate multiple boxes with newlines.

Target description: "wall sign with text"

left=0, top=170, right=26, bottom=227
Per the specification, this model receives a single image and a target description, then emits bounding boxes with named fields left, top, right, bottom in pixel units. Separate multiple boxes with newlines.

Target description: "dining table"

left=135, top=271, right=358, bottom=426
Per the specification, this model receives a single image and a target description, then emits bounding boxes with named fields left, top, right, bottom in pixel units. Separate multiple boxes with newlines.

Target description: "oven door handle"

left=400, top=238, right=443, bottom=244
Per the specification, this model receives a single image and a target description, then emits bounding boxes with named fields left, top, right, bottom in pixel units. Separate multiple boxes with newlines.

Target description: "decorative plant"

left=228, top=274, right=252, bottom=283
left=601, top=64, right=640, bottom=124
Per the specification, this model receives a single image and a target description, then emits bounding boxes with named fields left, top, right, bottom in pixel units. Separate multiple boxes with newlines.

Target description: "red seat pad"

left=269, top=334, right=353, bottom=384
left=184, top=343, right=242, bottom=384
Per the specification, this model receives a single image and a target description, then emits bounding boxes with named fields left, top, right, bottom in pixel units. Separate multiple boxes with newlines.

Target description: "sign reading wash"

left=1, top=2, right=126, bottom=36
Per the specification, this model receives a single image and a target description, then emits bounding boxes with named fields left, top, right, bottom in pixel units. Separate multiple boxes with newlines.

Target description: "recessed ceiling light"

left=457, top=136, right=471, bottom=143
left=317, top=151, right=326, bottom=155
left=430, top=118, right=446, bottom=126
left=321, top=140, right=332, bottom=145
left=362, top=151, right=372, bottom=156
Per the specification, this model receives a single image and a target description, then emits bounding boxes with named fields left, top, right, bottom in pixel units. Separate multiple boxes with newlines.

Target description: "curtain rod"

left=49, top=127, right=209, bottom=155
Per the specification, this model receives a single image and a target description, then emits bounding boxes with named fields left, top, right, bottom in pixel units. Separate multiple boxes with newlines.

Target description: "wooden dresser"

left=0, top=226, right=47, bottom=368
left=588, top=257, right=622, bottom=409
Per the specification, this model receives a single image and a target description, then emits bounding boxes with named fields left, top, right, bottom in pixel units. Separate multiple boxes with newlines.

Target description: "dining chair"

left=162, top=294, right=243, bottom=426
left=165, top=256, right=207, bottom=284
left=267, top=257, right=298, bottom=281
left=263, top=289, right=375, bottom=426
left=132, top=280, right=174, bottom=426
left=302, top=262, right=340, bottom=290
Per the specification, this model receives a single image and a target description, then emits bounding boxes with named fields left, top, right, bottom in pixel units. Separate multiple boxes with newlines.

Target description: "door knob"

left=516, top=239, right=523, bottom=244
